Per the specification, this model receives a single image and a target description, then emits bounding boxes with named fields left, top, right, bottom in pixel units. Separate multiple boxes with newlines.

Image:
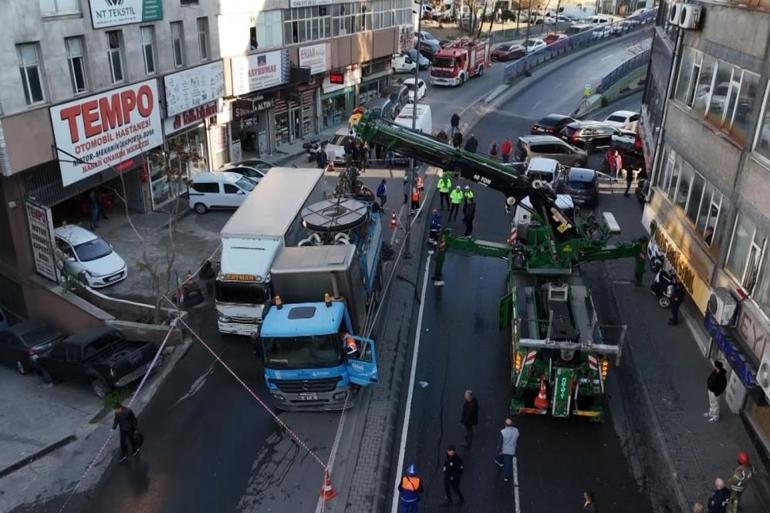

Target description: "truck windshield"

left=215, top=282, right=268, bottom=304
left=432, top=57, right=454, bottom=68
left=262, top=335, right=344, bottom=369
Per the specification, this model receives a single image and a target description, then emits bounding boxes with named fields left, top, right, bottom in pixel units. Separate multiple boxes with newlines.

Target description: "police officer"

left=398, top=464, right=424, bottom=513
left=449, top=185, right=464, bottom=221
left=437, top=172, right=452, bottom=210
left=462, top=185, right=475, bottom=214
left=726, top=452, right=754, bottom=513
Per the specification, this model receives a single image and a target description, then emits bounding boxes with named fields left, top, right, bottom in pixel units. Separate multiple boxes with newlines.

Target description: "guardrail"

left=597, top=48, right=651, bottom=94
left=503, top=12, right=656, bottom=85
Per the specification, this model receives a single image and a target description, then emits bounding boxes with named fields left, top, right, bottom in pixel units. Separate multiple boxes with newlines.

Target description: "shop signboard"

left=652, top=227, right=711, bottom=313
left=25, top=200, right=58, bottom=283
left=322, top=67, right=361, bottom=94
left=50, top=79, right=163, bottom=187
left=164, top=61, right=225, bottom=117
left=89, top=0, right=162, bottom=29
left=290, top=0, right=332, bottom=7
left=163, top=102, right=218, bottom=135
left=231, top=50, right=289, bottom=96
left=299, top=44, right=329, bottom=75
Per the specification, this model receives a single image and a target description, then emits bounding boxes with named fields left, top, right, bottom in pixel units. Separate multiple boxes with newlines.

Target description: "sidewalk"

left=244, top=124, right=343, bottom=167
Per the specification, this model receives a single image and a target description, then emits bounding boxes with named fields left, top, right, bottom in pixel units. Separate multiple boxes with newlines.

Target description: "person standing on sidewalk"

left=668, top=280, right=686, bottom=325
left=488, top=140, right=499, bottom=159
left=704, top=360, right=727, bottom=423
left=112, top=403, right=140, bottom=462
left=707, top=477, right=730, bottom=513
left=501, top=137, right=513, bottom=163
left=437, top=172, right=452, bottom=210
left=449, top=186, right=464, bottom=221
left=464, top=134, right=479, bottom=153
left=462, top=185, right=474, bottom=214
left=403, top=176, right=410, bottom=205
left=460, top=390, right=479, bottom=447
left=463, top=197, right=476, bottom=237
left=726, top=452, right=755, bottom=513
left=494, top=418, right=519, bottom=482
left=442, top=445, right=465, bottom=505
left=376, top=179, right=387, bottom=208
left=582, top=491, right=598, bottom=513
left=624, top=167, right=635, bottom=197
left=450, top=112, right=460, bottom=137
left=398, top=464, right=424, bottom=513
left=452, top=130, right=464, bottom=149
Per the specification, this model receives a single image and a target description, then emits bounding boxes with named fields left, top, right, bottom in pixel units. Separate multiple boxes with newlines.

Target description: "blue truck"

left=259, top=199, right=383, bottom=411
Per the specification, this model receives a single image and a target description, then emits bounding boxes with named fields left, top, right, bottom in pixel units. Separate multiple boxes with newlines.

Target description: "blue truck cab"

left=259, top=299, right=379, bottom=411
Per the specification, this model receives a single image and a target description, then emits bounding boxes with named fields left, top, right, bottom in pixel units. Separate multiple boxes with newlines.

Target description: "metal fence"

left=596, top=48, right=651, bottom=94
left=503, top=13, right=656, bottom=85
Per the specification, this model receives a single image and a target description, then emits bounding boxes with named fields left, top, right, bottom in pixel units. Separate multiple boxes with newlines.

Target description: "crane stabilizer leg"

left=432, top=229, right=510, bottom=286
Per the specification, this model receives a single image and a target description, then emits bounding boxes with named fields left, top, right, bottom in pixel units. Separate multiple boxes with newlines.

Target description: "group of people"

left=436, top=172, right=476, bottom=236
left=691, top=451, right=755, bottom=513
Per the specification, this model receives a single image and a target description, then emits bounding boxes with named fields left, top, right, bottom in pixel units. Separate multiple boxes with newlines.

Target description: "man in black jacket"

left=668, top=280, right=686, bottom=325
left=463, top=198, right=476, bottom=236
left=707, top=477, right=730, bottom=513
left=450, top=113, right=460, bottom=137
left=460, top=390, right=479, bottom=447
left=113, top=403, right=140, bottom=461
left=452, top=130, right=463, bottom=149
left=464, top=134, right=479, bottom=153
left=442, top=445, right=465, bottom=505
left=705, top=360, right=727, bottom=422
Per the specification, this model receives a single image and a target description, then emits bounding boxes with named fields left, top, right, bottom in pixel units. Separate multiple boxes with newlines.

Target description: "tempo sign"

left=50, top=79, right=163, bottom=187
left=89, top=0, right=163, bottom=29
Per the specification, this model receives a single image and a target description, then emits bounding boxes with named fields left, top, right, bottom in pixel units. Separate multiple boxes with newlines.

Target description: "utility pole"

left=405, top=1, right=424, bottom=259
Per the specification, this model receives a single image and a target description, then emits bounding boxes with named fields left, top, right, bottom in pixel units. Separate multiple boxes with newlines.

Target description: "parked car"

left=604, top=110, right=640, bottom=131
left=544, top=33, right=568, bottom=46
left=613, top=19, right=640, bottom=34
left=325, top=127, right=357, bottom=165
left=559, top=121, right=624, bottom=152
left=556, top=167, right=599, bottom=207
left=491, top=43, right=526, bottom=61
left=37, top=326, right=157, bottom=398
left=531, top=114, right=576, bottom=135
left=417, top=31, right=441, bottom=56
left=611, top=130, right=643, bottom=155
left=592, top=25, right=613, bottom=39
left=363, top=96, right=399, bottom=121
left=391, top=52, right=430, bottom=73
left=515, top=135, right=588, bottom=167
left=0, top=320, right=64, bottom=375
left=188, top=171, right=255, bottom=214
left=232, top=158, right=272, bottom=172
left=525, top=157, right=563, bottom=185
left=54, top=225, right=127, bottom=288
left=402, top=78, right=427, bottom=102
left=524, top=39, right=547, bottom=53
left=221, top=164, right=268, bottom=184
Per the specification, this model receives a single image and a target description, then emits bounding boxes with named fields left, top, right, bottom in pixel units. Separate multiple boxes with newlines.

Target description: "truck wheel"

left=16, top=359, right=29, bottom=375
left=194, top=203, right=208, bottom=214
left=91, top=378, right=110, bottom=399
left=478, top=65, right=484, bottom=77
left=460, top=74, right=466, bottom=86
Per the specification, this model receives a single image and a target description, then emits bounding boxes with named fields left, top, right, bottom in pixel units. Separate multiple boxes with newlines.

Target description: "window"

left=191, top=182, right=217, bottom=193
left=16, top=44, right=45, bottom=105
left=726, top=214, right=765, bottom=290
left=140, top=26, right=156, bottom=75
left=39, top=0, right=79, bottom=16
left=106, top=31, right=124, bottom=83
left=673, top=160, right=692, bottom=209
left=284, top=7, right=329, bottom=44
left=685, top=171, right=704, bottom=223
left=255, top=10, right=283, bottom=49
left=675, top=48, right=702, bottom=107
left=733, top=71, right=760, bottom=145
left=181, top=0, right=198, bottom=4
left=753, top=252, right=770, bottom=317
left=754, top=82, right=770, bottom=161
left=197, top=17, right=209, bottom=61
left=65, top=37, right=88, bottom=94
left=692, top=54, right=716, bottom=116
left=224, top=184, right=240, bottom=194
left=171, top=21, right=185, bottom=67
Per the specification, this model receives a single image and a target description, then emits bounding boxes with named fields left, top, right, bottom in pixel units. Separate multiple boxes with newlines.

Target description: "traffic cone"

left=320, top=469, right=337, bottom=501
left=390, top=211, right=398, bottom=229
left=534, top=376, right=549, bottom=410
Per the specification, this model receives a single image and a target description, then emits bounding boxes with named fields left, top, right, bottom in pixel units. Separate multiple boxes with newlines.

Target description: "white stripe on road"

left=390, top=254, right=432, bottom=513
left=513, top=456, right=521, bottom=513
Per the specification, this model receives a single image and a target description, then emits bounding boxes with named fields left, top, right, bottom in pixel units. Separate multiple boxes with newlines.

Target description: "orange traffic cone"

left=534, top=376, right=549, bottom=410
left=390, top=211, right=398, bottom=229
left=320, top=469, right=337, bottom=501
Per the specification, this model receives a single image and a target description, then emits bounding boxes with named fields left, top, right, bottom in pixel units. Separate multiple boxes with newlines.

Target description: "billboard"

left=299, top=44, right=329, bottom=75
left=164, top=61, right=225, bottom=117
left=230, top=50, right=289, bottom=96
left=89, top=0, right=163, bottom=29
left=50, top=79, right=163, bottom=187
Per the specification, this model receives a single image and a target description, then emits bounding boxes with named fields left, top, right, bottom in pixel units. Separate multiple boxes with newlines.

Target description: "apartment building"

left=640, top=0, right=770, bottom=459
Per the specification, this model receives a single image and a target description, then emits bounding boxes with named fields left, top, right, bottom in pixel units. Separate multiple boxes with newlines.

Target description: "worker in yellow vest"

left=462, top=185, right=475, bottom=214
left=449, top=185, right=464, bottom=221
left=437, top=172, right=452, bottom=210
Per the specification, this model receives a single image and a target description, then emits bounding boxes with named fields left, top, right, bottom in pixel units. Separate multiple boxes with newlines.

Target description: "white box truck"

left=216, top=168, right=325, bottom=336
left=395, top=104, right=433, bottom=134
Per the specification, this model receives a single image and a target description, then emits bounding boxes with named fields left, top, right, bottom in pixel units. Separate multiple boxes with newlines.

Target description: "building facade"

left=640, top=0, right=770, bottom=460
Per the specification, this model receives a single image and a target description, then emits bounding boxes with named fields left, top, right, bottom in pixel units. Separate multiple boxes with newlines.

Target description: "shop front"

left=359, top=57, right=392, bottom=106
left=232, top=96, right=274, bottom=157
left=321, top=66, right=360, bottom=129
left=274, top=85, right=318, bottom=145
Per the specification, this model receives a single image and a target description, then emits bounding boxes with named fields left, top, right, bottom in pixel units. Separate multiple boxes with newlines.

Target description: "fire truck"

left=429, top=38, right=491, bottom=87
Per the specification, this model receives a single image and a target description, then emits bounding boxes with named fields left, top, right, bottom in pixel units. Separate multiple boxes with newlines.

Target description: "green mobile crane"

left=356, top=114, right=645, bottom=421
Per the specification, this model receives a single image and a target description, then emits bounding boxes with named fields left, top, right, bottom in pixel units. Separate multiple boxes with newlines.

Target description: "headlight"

left=218, top=313, right=232, bottom=322
left=84, top=270, right=93, bottom=277
left=333, top=391, right=348, bottom=400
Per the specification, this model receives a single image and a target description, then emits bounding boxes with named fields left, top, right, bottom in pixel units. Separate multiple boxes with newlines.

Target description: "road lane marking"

left=513, top=456, right=521, bottom=513
left=390, top=254, right=432, bottom=513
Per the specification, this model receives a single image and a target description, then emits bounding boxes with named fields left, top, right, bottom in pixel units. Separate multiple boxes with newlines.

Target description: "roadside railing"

left=597, top=48, right=651, bottom=94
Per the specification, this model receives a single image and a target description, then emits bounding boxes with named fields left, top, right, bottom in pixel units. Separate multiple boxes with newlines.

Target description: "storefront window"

left=322, top=93, right=348, bottom=129
left=275, top=111, right=290, bottom=144
left=150, top=125, right=208, bottom=209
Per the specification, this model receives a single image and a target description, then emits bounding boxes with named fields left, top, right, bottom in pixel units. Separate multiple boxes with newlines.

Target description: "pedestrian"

left=464, top=197, right=476, bottom=236
left=668, top=279, right=686, bottom=325
left=452, top=130, right=463, bottom=149
left=411, top=186, right=421, bottom=212
left=376, top=179, right=388, bottom=208
left=624, top=167, right=635, bottom=197
left=611, top=149, right=623, bottom=182
left=450, top=112, right=460, bottom=137
left=494, top=417, right=519, bottom=482
left=88, top=190, right=100, bottom=230
left=704, top=360, right=727, bottom=422
left=398, top=464, right=424, bottom=513
left=460, top=390, right=479, bottom=447
left=437, top=172, right=452, bottom=210
left=403, top=176, right=410, bottom=204
left=726, top=452, right=755, bottom=513
left=112, top=403, right=140, bottom=462
left=707, top=477, right=730, bottom=513
left=583, top=491, right=598, bottom=513
left=316, top=143, right=328, bottom=169
left=437, top=129, right=449, bottom=143
left=489, top=140, right=499, bottom=159
left=464, top=134, right=479, bottom=153
left=606, top=147, right=617, bottom=178
left=359, top=141, right=369, bottom=173
left=449, top=185, right=464, bottom=221
left=416, top=175, right=424, bottom=195
left=501, top=137, right=513, bottom=163
left=442, top=445, right=465, bottom=505
left=462, top=185, right=475, bottom=214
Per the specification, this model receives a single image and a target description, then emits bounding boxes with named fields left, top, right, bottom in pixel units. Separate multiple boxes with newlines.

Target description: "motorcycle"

left=303, top=138, right=323, bottom=162
left=650, top=267, right=676, bottom=309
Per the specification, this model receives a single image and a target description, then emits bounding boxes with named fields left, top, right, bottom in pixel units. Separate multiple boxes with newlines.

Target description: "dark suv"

left=559, top=121, right=624, bottom=152
left=530, top=114, right=576, bottom=135
left=515, top=135, right=588, bottom=167
left=556, top=167, right=599, bottom=208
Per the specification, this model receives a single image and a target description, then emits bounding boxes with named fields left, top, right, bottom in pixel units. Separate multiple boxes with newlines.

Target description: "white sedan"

left=54, top=225, right=127, bottom=288
left=604, top=110, right=640, bottom=131
left=524, top=39, right=547, bottom=53
left=402, top=78, right=427, bottom=102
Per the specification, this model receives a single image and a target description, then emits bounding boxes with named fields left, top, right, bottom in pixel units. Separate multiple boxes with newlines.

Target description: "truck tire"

left=478, top=65, right=484, bottom=77
left=194, top=203, right=208, bottom=214
left=91, top=377, right=110, bottom=399
left=459, top=74, right=466, bottom=86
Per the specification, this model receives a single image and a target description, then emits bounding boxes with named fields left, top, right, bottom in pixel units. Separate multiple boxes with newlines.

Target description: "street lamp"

left=404, top=1, right=424, bottom=258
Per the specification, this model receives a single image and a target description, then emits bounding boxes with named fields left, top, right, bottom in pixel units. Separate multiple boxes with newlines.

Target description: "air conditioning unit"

left=758, top=353, right=770, bottom=401
left=708, top=288, right=738, bottom=326
left=667, top=2, right=682, bottom=25
left=678, top=4, right=702, bottom=30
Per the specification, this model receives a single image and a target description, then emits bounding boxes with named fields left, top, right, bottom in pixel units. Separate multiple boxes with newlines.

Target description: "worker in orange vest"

left=398, top=464, right=424, bottom=513
left=411, top=186, right=421, bottom=213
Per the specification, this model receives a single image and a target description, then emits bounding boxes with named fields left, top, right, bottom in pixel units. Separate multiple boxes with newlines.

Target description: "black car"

left=531, top=114, right=576, bottom=135
left=0, top=320, right=64, bottom=375
left=559, top=121, right=623, bottom=152
left=556, top=167, right=599, bottom=208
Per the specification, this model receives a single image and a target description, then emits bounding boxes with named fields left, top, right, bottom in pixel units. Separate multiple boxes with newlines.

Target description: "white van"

left=188, top=172, right=256, bottom=214
left=395, top=104, right=433, bottom=134
left=525, top=157, right=563, bottom=185
left=587, top=15, right=612, bottom=25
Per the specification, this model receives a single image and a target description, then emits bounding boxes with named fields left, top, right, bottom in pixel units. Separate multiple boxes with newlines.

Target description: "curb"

left=574, top=85, right=646, bottom=119
left=0, top=435, right=77, bottom=479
